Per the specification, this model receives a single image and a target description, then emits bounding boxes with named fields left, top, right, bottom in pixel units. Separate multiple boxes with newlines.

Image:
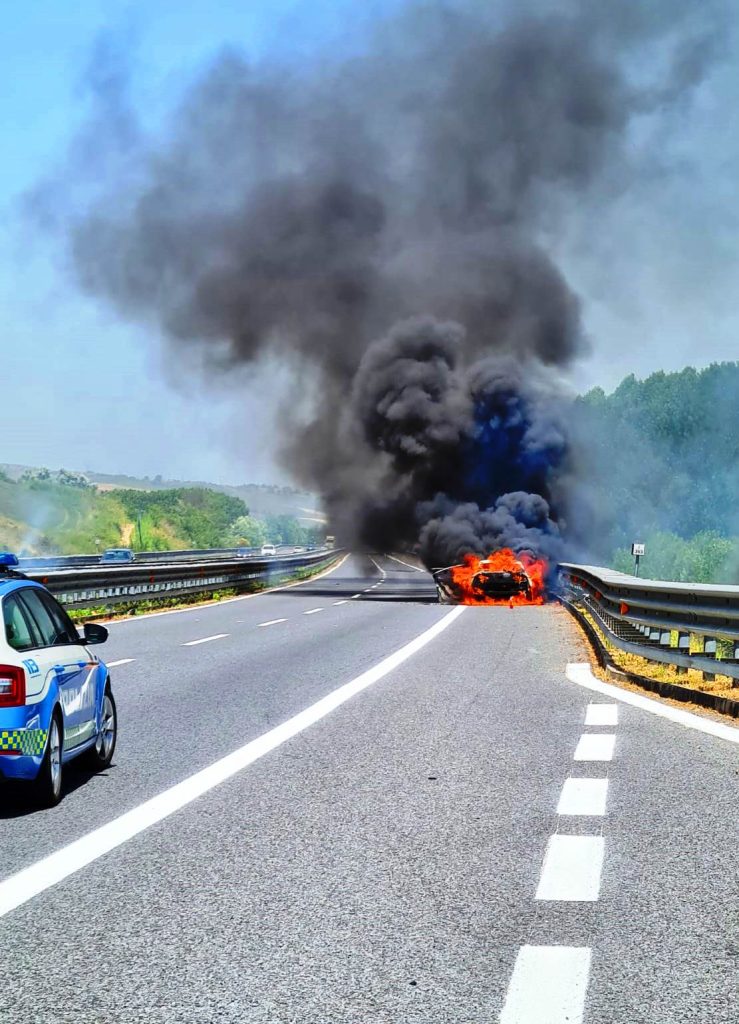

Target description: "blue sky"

left=2, top=1, right=738, bottom=484
left=1, top=0, right=402, bottom=483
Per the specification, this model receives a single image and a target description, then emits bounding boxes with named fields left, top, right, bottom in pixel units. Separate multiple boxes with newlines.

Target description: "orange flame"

left=449, top=548, right=548, bottom=606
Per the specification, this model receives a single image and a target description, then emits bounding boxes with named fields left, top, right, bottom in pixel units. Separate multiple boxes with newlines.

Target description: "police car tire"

left=33, top=709, right=63, bottom=808
left=82, top=686, right=117, bottom=771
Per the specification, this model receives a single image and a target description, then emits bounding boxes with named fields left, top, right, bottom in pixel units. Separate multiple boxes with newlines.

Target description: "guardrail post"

left=702, top=638, right=716, bottom=682
left=716, top=637, right=734, bottom=669
left=689, top=633, right=704, bottom=655
left=671, top=630, right=689, bottom=675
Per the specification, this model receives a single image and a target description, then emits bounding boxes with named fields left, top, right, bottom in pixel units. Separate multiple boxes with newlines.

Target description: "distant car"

left=100, top=548, right=135, bottom=564
left=0, top=553, right=116, bottom=806
left=433, top=559, right=533, bottom=604
left=260, top=544, right=277, bottom=557
left=235, top=547, right=257, bottom=558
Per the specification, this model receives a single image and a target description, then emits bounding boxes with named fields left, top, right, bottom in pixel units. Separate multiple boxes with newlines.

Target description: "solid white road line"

left=304, top=608, right=323, bottom=615
left=567, top=662, right=739, bottom=745
left=0, top=606, right=465, bottom=919
left=574, top=733, right=615, bottom=761
left=386, top=554, right=425, bottom=573
left=557, top=778, right=609, bottom=817
left=499, top=945, right=591, bottom=1024
left=369, top=556, right=387, bottom=577
left=333, top=600, right=349, bottom=606
left=182, top=633, right=229, bottom=647
left=258, top=619, right=287, bottom=627
left=535, top=835, right=604, bottom=902
left=585, top=702, right=618, bottom=726
left=107, top=659, right=135, bottom=668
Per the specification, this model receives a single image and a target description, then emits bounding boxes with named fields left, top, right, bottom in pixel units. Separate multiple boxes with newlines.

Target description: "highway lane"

left=1, top=555, right=738, bottom=1022
left=0, top=555, right=438, bottom=875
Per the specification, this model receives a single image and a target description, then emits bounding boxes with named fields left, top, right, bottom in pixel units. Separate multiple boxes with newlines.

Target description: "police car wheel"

left=33, top=710, right=63, bottom=808
left=83, top=687, right=117, bottom=771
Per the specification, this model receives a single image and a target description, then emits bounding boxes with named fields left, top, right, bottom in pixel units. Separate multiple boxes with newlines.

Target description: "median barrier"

left=22, top=550, right=342, bottom=610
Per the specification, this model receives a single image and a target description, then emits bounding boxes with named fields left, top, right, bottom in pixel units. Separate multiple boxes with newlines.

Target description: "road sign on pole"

left=631, top=542, right=645, bottom=576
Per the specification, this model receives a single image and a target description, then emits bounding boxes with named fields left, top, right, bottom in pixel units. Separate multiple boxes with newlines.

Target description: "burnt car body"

left=433, top=561, right=533, bottom=604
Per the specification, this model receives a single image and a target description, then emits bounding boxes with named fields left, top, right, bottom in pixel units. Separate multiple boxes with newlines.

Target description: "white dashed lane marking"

left=182, top=634, right=229, bottom=647
left=304, top=608, right=323, bottom=615
left=501, top=688, right=616, bottom=1022
left=585, top=703, right=618, bottom=726
left=333, top=600, right=349, bottom=606
left=556, top=778, right=608, bottom=817
left=535, top=835, right=604, bottom=902
left=574, top=733, right=615, bottom=761
left=107, top=659, right=135, bottom=668
left=258, top=619, right=287, bottom=627
left=500, top=945, right=591, bottom=1024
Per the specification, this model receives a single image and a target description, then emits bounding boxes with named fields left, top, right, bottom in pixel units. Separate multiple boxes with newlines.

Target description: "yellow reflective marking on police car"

left=0, top=729, right=48, bottom=755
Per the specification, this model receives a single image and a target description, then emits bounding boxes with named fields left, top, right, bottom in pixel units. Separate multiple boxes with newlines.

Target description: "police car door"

left=18, top=588, right=96, bottom=752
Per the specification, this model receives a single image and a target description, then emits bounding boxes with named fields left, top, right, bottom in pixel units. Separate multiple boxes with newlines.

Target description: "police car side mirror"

left=83, top=622, right=109, bottom=645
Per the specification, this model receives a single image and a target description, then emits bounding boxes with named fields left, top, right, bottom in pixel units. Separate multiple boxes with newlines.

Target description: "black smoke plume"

left=48, top=1, right=722, bottom=566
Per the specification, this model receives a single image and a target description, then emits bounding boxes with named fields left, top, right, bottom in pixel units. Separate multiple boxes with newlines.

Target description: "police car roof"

left=0, top=575, right=41, bottom=597
left=0, top=577, right=37, bottom=593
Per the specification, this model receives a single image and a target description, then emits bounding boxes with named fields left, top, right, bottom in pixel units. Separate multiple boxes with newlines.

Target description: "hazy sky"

left=2, top=0, right=738, bottom=483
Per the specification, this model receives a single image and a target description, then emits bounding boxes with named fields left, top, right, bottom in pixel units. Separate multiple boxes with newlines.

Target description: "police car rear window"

left=19, top=589, right=76, bottom=647
left=37, top=590, right=78, bottom=645
left=3, top=595, right=36, bottom=651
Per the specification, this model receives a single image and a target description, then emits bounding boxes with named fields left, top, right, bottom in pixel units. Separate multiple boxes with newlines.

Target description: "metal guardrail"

left=23, top=550, right=341, bottom=610
left=17, top=546, right=318, bottom=570
left=559, top=563, right=739, bottom=682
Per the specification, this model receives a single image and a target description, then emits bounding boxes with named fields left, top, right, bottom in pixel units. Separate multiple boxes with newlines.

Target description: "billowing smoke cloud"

left=44, top=1, right=723, bottom=566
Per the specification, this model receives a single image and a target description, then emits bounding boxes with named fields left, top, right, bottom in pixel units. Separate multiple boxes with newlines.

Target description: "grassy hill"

left=1, top=465, right=325, bottom=528
left=0, top=476, right=124, bottom=554
left=0, top=474, right=251, bottom=555
left=0, top=470, right=325, bottom=556
left=87, top=472, right=324, bottom=523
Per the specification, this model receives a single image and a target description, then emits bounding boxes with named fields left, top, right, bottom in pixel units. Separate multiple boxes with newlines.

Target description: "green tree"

left=228, top=515, right=267, bottom=547
left=611, top=531, right=737, bottom=583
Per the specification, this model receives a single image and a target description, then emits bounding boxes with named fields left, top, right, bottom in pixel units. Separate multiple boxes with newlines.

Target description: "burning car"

left=432, top=548, right=547, bottom=606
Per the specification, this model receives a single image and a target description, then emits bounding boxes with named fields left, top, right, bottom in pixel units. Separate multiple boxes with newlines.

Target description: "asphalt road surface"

left=0, top=554, right=737, bottom=1023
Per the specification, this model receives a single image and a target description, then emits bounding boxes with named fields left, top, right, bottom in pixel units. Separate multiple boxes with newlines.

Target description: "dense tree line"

left=571, top=362, right=739, bottom=580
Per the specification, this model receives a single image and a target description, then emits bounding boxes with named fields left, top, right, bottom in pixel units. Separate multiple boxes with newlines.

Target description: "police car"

left=0, top=553, right=117, bottom=806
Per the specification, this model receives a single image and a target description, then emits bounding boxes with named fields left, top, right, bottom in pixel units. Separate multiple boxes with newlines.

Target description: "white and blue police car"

left=0, top=553, right=117, bottom=806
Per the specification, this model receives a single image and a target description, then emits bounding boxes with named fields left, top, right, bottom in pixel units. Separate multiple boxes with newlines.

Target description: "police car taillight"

left=0, top=665, right=25, bottom=707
